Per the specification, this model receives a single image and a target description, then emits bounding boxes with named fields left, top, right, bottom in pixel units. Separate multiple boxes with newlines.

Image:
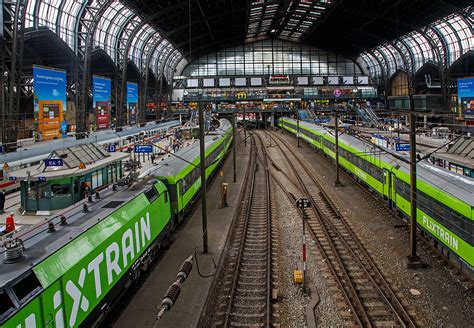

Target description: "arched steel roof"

left=359, top=9, right=473, bottom=80
left=24, top=0, right=186, bottom=81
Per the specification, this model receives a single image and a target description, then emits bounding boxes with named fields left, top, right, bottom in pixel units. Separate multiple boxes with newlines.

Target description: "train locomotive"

left=278, top=117, right=473, bottom=278
left=0, top=118, right=232, bottom=328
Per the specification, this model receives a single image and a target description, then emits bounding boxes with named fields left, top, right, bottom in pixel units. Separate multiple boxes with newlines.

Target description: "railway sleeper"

left=230, top=321, right=266, bottom=327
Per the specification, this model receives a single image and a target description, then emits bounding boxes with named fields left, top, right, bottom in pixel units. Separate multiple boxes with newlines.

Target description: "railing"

left=0, top=182, right=120, bottom=249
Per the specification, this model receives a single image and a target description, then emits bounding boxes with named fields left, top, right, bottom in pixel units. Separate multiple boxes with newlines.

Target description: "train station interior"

left=0, top=1, right=473, bottom=327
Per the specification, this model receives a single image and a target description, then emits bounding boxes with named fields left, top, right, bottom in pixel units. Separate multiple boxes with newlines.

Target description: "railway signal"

left=296, top=197, right=311, bottom=294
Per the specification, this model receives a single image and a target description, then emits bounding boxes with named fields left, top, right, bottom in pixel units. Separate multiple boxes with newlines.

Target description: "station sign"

left=38, top=176, right=46, bottom=182
left=296, top=197, right=311, bottom=209
left=9, top=176, right=17, bottom=181
left=44, top=158, right=64, bottom=167
left=107, top=144, right=116, bottom=153
left=396, top=143, right=410, bottom=152
left=134, top=145, right=153, bottom=154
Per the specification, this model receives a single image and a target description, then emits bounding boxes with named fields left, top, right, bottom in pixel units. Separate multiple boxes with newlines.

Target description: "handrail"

left=0, top=182, right=119, bottom=249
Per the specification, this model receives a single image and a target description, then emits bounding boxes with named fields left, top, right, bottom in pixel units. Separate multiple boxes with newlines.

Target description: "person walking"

left=0, top=190, right=5, bottom=214
left=151, top=153, right=156, bottom=164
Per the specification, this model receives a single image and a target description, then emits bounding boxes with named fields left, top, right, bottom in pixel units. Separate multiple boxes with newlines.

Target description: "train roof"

left=0, top=179, right=163, bottom=288
left=150, top=119, right=232, bottom=178
left=282, top=118, right=474, bottom=206
left=0, top=120, right=180, bottom=167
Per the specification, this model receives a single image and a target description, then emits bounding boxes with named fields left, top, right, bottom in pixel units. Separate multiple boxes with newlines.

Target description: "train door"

left=384, top=169, right=394, bottom=209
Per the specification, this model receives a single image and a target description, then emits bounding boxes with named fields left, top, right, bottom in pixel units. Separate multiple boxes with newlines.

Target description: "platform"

left=114, top=132, right=250, bottom=328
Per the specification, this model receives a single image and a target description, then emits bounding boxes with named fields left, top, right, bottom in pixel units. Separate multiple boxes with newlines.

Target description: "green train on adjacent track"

left=278, top=117, right=474, bottom=278
left=0, top=119, right=232, bottom=328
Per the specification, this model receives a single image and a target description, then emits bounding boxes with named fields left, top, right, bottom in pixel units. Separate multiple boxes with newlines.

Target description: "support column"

left=198, top=102, right=208, bottom=253
left=232, top=113, right=236, bottom=183
left=334, top=108, right=342, bottom=187
left=409, top=110, right=418, bottom=262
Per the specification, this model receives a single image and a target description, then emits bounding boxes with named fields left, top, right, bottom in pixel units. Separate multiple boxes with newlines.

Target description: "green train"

left=278, top=117, right=473, bottom=277
left=0, top=119, right=232, bottom=327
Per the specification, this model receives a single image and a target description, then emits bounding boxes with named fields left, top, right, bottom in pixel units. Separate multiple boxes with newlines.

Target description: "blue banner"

left=458, top=77, right=474, bottom=117
left=33, top=66, right=67, bottom=140
left=127, top=82, right=139, bottom=125
left=0, top=0, right=3, bottom=39
left=93, top=76, right=112, bottom=129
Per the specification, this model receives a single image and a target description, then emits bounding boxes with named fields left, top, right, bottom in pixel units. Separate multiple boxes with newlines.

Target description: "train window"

left=164, top=191, right=168, bottom=203
left=144, top=187, right=158, bottom=202
left=11, top=273, right=41, bottom=303
left=0, top=290, right=15, bottom=316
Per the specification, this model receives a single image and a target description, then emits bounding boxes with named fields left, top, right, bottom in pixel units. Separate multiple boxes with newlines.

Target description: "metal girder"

left=1, top=0, right=27, bottom=145
left=117, top=11, right=168, bottom=126
left=74, top=0, right=112, bottom=136
left=115, top=13, right=140, bottom=126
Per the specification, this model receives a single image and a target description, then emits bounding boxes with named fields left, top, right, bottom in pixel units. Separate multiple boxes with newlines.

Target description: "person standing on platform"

left=0, top=190, right=5, bottom=214
left=151, top=153, right=156, bottom=164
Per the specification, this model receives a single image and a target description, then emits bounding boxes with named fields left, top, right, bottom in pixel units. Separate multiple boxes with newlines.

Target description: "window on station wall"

left=24, top=1, right=183, bottom=83
left=359, top=11, right=473, bottom=79
left=391, top=71, right=409, bottom=96
left=182, top=39, right=362, bottom=77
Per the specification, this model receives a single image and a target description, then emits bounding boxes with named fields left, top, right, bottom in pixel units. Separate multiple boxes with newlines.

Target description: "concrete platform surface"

left=114, top=134, right=250, bottom=328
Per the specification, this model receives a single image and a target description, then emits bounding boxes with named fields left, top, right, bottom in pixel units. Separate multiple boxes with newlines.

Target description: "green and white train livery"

left=278, top=117, right=474, bottom=277
left=0, top=119, right=232, bottom=327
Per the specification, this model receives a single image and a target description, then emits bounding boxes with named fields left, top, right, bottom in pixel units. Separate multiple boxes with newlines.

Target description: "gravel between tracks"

left=268, top=137, right=345, bottom=328
left=279, top=130, right=474, bottom=328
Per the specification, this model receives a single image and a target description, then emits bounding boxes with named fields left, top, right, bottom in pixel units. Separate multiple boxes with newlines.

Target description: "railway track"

left=211, top=135, right=278, bottom=327
left=258, top=130, right=416, bottom=327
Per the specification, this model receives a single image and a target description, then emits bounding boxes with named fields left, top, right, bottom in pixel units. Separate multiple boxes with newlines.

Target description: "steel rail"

left=268, top=131, right=415, bottom=328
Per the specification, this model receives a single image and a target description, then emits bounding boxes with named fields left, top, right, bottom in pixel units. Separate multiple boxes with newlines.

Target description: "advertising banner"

left=0, top=0, right=4, bottom=40
left=127, top=82, right=139, bottom=125
left=33, top=65, right=67, bottom=141
left=92, top=76, right=112, bottom=129
left=458, top=77, right=474, bottom=118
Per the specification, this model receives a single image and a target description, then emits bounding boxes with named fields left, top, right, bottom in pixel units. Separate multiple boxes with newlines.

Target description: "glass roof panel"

left=246, top=0, right=333, bottom=40
left=21, top=1, right=184, bottom=81
left=360, top=10, right=473, bottom=77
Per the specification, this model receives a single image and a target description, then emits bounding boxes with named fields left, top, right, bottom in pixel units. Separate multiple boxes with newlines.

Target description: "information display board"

left=219, top=78, right=231, bottom=87
left=328, top=76, right=339, bottom=85
left=33, top=66, right=67, bottom=140
left=92, top=76, right=111, bottom=129
left=297, top=77, right=309, bottom=85
left=187, top=79, right=199, bottom=88
left=343, top=76, right=354, bottom=85
left=127, top=82, right=139, bottom=125
left=458, top=77, right=474, bottom=118
left=235, top=78, right=247, bottom=86
left=250, top=77, right=262, bottom=86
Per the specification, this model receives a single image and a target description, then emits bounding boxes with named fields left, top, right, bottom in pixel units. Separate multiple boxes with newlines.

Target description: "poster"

left=458, top=77, right=474, bottom=118
left=92, top=75, right=111, bottom=129
left=33, top=65, right=67, bottom=140
left=127, top=82, right=139, bottom=125
left=0, top=0, right=3, bottom=40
